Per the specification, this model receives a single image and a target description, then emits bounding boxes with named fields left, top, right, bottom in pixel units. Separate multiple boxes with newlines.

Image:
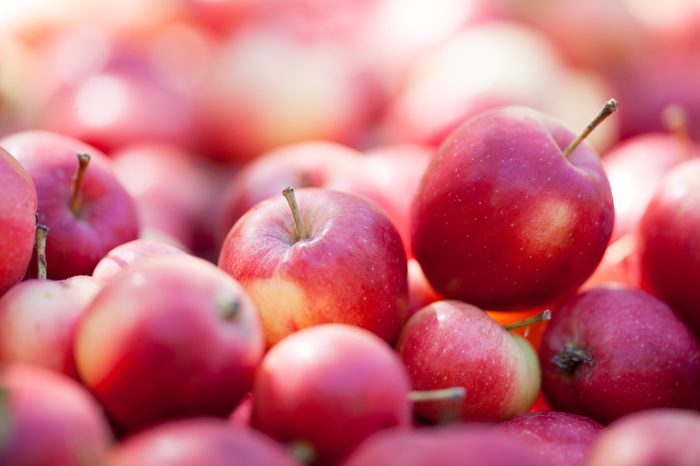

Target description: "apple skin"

left=218, top=187, right=408, bottom=346
left=411, top=106, right=614, bottom=310
left=539, top=285, right=700, bottom=425
left=92, top=238, right=187, bottom=283
left=493, top=411, right=603, bottom=466
left=637, top=158, right=700, bottom=336
left=0, top=275, right=102, bottom=378
left=0, top=147, right=37, bottom=295
left=252, top=324, right=412, bottom=466
left=0, top=364, right=113, bottom=466
left=0, top=130, right=140, bottom=280
left=340, top=425, right=542, bottom=466
left=109, top=418, right=299, bottom=466
left=587, top=409, right=700, bottom=466
left=396, top=300, right=541, bottom=423
left=75, top=255, right=264, bottom=433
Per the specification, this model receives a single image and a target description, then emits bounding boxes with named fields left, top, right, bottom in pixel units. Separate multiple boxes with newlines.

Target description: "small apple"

left=92, top=238, right=187, bottom=283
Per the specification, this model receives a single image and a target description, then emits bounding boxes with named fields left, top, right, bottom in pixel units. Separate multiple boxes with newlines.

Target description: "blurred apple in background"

left=92, top=238, right=187, bottom=282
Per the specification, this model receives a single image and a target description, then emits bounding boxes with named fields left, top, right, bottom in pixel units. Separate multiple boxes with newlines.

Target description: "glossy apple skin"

left=637, top=158, right=700, bottom=336
left=539, top=286, right=700, bottom=425
left=587, top=409, right=700, bottom=466
left=493, top=411, right=603, bottom=466
left=219, top=187, right=408, bottom=346
left=109, top=418, right=299, bottom=466
left=75, top=255, right=264, bottom=433
left=0, top=147, right=37, bottom=295
left=411, top=106, right=614, bottom=310
left=0, top=275, right=102, bottom=378
left=252, top=324, right=412, bottom=466
left=0, top=364, right=112, bottom=465
left=396, top=300, right=541, bottom=423
left=340, top=425, right=542, bottom=466
left=0, top=130, right=140, bottom=279
left=92, top=238, right=187, bottom=282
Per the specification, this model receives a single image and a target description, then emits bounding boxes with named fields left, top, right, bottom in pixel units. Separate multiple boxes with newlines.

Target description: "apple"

left=0, top=364, right=112, bottom=465
left=586, top=409, right=700, bottom=466
left=637, top=158, right=700, bottom=335
left=0, top=146, right=37, bottom=296
left=493, top=411, right=603, bottom=466
left=252, top=324, right=412, bottom=466
left=109, top=418, right=299, bottom=466
left=75, top=255, right=264, bottom=433
left=411, top=103, right=615, bottom=310
left=396, top=300, right=541, bottom=423
left=539, top=285, right=700, bottom=424
left=218, top=187, right=408, bottom=346
left=92, top=238, right=187, bottom=283
left=0, top=130, right=140, bottom=279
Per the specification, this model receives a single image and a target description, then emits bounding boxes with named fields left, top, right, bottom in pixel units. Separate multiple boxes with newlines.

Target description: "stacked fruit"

left=1, top=1, right=700, bottom=465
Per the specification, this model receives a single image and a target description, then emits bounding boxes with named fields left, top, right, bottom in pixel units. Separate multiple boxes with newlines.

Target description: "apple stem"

left=408, top=386, right=466, bottom=403
left=35, top=223, right=49, bottom=280
left=282, top=187, right=308, bottom=241
left=69, top=153, right=91, bottom=215
left=552, top=345, right=595, bottom=373
left=662, top=104, right=691, bottom=159
left=562, top=99, right=618, bottom=158
left=288, top=440, right=315, bottom=465
left=503, top=309, right=552, bottom=331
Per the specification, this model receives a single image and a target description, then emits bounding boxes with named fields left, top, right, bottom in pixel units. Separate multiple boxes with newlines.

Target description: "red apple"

left=0, top=364, right=112, bottom=465
left=92, top=238, right=187, bottom=283
left=252, top=324, right=412, bottom=465
left=411, top=104, right=615, bottom=310
left=0, top=146, right=37, bottom=295
left=539, top=285, right=700, bottom=424
left=637, top=158, right=700, bottom=335
left=109, top=418, right=299, bottom=466
left=75, top=255, right=264, bottom=432
left=396, top=300, right=541, bottom=423
left=218, top=187, right=408, bottom=346
left=0, top=130, right=140, bottom=279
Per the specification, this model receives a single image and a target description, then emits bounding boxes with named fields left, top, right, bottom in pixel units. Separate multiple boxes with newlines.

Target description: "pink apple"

left=75, top=255, right=264, bottom=432
left=109, top=418, right=299, bottom=466
left=411, top=105, right=614, bottom=310
left=396, top=300, right=541, bottom=423
left=92, top=238, right=187, bottom=282
left=252, top=324, right=412, bottom=466
left=0, top=146, right=37, bottom=295
left=539, top=285, right=700, bottom=424
left=219, top=187, right=408, bottom=346
left=0, top=130, right=140, bottom=279
left=0, top=364, right=112, bottom=465
left=637, top=158, right=700, bottom=335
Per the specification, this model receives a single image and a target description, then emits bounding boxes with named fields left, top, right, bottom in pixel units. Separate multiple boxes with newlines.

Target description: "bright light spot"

left=75, top=74, right=128, bottom=128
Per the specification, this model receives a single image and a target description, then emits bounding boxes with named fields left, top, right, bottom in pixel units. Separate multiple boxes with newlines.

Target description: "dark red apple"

left=0, top=146, right=37, bottom=295
left=411, top=104, right=615, bottom=310
left=252, top=324, right=412, bottom=466
left=218, top=187, right=408, bottom=346
left=539, top=285, right=700, bottom=424
left=75, top=255, right=264, bottom=432
left=0, top=130, right=140, bottom=279
left=92, top=238, right=187, bottom=282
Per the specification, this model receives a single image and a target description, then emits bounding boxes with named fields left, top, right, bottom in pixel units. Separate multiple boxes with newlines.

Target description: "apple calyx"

left=562, top=98, right=619, bottom=158
left=69, top=152, right=91, bottom=216
left=35, top=223, right=49, bottom=280
left=216, top=294, right=241, bottom=322
left=282, top=186, right=308, bottom=241
left=552, top=344, right=596, bottom=374
left=502, top=309, right=552, bottom=331
left=408, top=386, right=466, bottom=403
left=288, top=439, right=316, bottom=465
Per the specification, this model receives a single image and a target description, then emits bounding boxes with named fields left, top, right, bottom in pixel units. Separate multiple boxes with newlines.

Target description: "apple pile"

left=1, top=1, right=700, bottom=465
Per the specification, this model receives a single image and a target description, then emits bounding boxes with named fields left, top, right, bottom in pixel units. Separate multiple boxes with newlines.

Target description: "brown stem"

left=503, top=309, right=552, bottom=331
left=35, top=223, right=49, bottom=280
left=662, top=104, right=691, bottom=159
left=552, top=344, right=595, bottom=374
left=408, top=386, right=466, bottom=403
left=70, top=153, right=91, bottom=215
left=282, top=187, right=308, bottom=241
left=562, top=99, right=618, bottom=158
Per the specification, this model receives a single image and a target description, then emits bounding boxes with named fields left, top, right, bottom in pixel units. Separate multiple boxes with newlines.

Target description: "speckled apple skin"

left=411, top=107, right=613, bottom=310
left=539, top=286, right=700, bottom=425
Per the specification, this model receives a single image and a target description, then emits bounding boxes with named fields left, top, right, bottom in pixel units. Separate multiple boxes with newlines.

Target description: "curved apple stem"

left=408, top=386, right=466, bottom=403
left=70, top=153, right=91, bottom=215
left=562, top=99, right=618, bottom=158
left=662, top=104, right=691, bottom=159
left=503, top=309, right=552, bottom=331
left=35, top=223, right=49, bottom=280
left=282, top=187, right=308, bottom=241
